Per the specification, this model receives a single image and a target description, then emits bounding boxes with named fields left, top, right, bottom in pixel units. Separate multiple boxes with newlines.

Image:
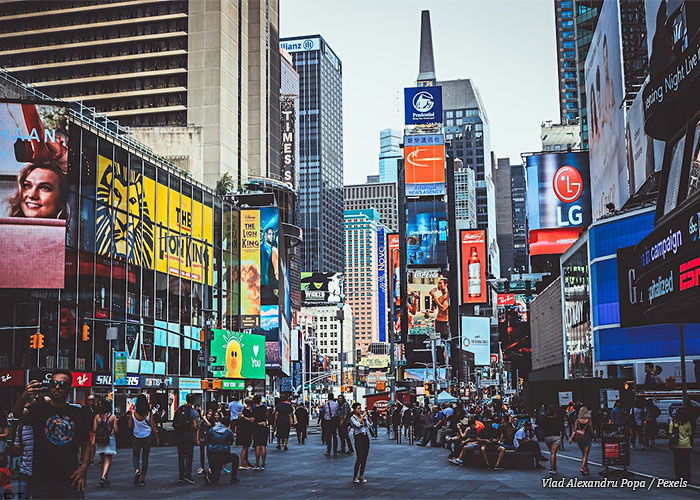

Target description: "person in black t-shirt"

left=274, top=395, right=294, bottom=450
left=14, top=369, right=90, bottom=499
left=81, top=394, right=98, bottom=465
left=294, top=404, right=309, bottom=444
left=238, top=398, right=255, bottom=469
left=251, top=395, right=268, bottom=469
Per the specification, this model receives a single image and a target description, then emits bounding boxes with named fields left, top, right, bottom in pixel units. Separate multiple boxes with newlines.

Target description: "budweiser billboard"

left=460, top=229, right=487, bottom=304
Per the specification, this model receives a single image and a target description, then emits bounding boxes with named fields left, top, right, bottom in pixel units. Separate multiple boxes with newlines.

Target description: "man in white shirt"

left=513, top=421, right=545, bottom=468
left=322, top=394, right=339, bottom=456
left=228, top=396, right=244, bottom=443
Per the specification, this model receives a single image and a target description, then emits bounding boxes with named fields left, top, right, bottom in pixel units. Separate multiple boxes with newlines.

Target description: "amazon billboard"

left=403, top=134, right=445, bottom=196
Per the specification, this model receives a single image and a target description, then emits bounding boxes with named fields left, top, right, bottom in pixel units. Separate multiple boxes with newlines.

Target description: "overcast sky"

left=280, top=0, right=560, bottom=185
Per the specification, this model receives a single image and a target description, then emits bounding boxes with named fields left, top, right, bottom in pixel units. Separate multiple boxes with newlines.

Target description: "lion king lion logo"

left=95, top=156, right=155, bottom=267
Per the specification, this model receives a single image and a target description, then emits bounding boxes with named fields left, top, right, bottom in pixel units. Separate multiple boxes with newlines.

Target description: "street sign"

left=209, top=365, right=225, bottom=372
left=208, top=356, right=216, bottom=363
left=197, top=352, right=205, bottom=361
left=386, top=374, right=396, bottom=380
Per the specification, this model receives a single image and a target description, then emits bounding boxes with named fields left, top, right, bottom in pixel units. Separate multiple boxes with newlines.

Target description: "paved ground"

left=60, top=427, right=697, bottom=499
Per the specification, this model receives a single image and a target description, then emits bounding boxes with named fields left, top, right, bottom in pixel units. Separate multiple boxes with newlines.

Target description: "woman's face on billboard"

left=21, top=167, right=62, bottom=218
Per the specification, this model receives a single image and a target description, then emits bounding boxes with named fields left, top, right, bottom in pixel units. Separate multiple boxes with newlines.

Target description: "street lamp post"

left=336, top=303, right=345, bottom=394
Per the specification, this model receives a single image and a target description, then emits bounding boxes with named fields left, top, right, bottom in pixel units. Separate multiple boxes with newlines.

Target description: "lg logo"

left=553, top=165, right=584, bottom=227
left=412, top=91, right=435, bottom=113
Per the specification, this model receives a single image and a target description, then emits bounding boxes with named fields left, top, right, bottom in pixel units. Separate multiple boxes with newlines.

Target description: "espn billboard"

left=460, top=230, right=487, bottom=304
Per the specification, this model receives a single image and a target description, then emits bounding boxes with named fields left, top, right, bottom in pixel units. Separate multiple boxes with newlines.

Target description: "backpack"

left=95, top=414, right=111, bottom=446
left=173, top=404, right=193, bottom=433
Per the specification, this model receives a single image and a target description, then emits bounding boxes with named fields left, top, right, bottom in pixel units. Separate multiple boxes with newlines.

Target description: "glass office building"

left=280, top=35, right=344, bottom=274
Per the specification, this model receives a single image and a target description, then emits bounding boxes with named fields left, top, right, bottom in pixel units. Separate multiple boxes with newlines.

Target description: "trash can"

left=601, top=424, right=630, bottom=469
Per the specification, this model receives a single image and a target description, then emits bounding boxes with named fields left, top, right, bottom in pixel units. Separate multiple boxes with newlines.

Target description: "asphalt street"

left=68, top=430, right=697, bottom=499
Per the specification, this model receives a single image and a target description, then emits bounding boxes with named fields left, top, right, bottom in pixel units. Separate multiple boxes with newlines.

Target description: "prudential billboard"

left=404, top=86, right=442, bottom=125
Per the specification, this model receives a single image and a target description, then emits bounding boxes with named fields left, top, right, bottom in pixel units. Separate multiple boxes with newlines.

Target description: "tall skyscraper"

left=280, top=35, right=344, bottom=273
left=541, top=121, right=582, bottom=151
left=378, top=128, right=402, bottom=183
left=554, top=0, right=579, bottom=124
left=344, top=182, right=398, bottom=232
left=440, top=79, right=500, bottom=278
left=344, top=209, right=382, bottom=354
left=453, top=161, right=477, bottom=231
left=0, top=0, right=281, bottom=190
left=495, top=159, right=529, bottom=276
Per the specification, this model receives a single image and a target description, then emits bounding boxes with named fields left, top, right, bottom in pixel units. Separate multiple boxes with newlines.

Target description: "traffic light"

left=212, top=379, right=222, bottom=390
left=37, top=333, right=44, bottom=349
left=201, top=379, right=210, bottom=390
left=82, top=324, right=90, bottom=341
left=29, top=333, right=38, bottom=349
left=200, top=329, right=205, bottom=342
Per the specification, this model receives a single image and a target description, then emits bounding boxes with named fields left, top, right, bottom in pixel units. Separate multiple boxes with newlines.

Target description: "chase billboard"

left=404, top=86, right=442, bottom=125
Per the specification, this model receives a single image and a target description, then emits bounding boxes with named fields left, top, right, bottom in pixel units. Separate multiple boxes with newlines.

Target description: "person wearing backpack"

left=173, top=393, right=200, bottom=484
left=93, top=398, right=117, bottom=487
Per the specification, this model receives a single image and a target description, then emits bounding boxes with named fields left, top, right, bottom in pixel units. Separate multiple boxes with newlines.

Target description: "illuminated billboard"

left=460, top=230, right=487, bottom=304
left=528, top=227, right=584, bottom=256
left=377, top=227, right=387, bottom=343
left=210, top=329, right=265, bottom=380
left=406, top=200, right=447, bottom=266
left=387, top=233, right=400, bottom=332
left=0, top=100, right=68, bottom=289
left=525, top=152, right=592, bottom=231
left=300, top=272, right=343, bottom=303
left=460, top=316, right=490, bottom=366
left=404, top=86, right=443, bottom=125
left=585, top=0, right=628, bottom=219
left=280, top=98, right=296, bottom=189
left=407, top=268, right=449, bottom=338
left=404, top=134, right=445, bottom=196
left=240, top=209, right=261, bottom=327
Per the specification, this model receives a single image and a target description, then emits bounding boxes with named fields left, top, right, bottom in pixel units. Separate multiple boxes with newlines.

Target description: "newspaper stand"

left=600, top=423, right=630, bottom=477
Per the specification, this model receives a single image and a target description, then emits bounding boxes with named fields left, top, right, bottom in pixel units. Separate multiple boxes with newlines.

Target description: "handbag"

left=668, top=422, right=680, bottom=449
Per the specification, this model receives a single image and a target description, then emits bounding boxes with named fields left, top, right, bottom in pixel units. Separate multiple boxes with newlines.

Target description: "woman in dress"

left=569, top=406, right=594, bottom=476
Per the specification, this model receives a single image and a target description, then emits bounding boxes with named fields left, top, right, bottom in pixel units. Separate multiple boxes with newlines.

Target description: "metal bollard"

left=409, top=426, right=414, bottom=445
left=396, top=425, right=402, bottom=444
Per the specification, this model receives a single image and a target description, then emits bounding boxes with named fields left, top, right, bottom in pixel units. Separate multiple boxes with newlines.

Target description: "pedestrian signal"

left=212, top=379, right=222, bottom=390
left=201, top=379, right=210, bottom=390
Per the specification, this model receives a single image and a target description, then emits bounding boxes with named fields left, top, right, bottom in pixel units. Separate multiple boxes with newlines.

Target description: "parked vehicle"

left=652, top=398, right=700, bottom=437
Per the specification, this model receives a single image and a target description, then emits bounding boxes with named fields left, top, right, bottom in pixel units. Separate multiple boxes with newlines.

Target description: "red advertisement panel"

left=71, top=371, right=92, bottom=387
left=497, top=293, right=515, bottom=305
left=460, top=230, right=487, bottom=304
left=0, top=369, right=24, bottom=386
left=528, top=227, right=583, bottom=256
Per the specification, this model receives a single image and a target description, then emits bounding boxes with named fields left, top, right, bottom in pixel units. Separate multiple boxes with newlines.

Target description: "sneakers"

left=353, top=477, right=360, bottom=483
left=134, top=470, right=141, bottom=485
left=450, top=458, right=463, bottom=465
left=203, top=471, right=212, bottom=485
left=359, top=477, right=367, bottom=483
left=284, top=445, right=289, bottom=451
left=139, top=478, right=146, bottom=486
left=99, top=476, right=109, bottom=487
left=492, top=466, right=504, bottom=471
left=239, top=464, right=252, bottom=470
left=182, top=477, right=196, bottom=484
left=549, top=469, right=557, bottom=475
left=197, top=467, right=204, bottom=475
left=223, top=467, right=231, bottom=474
left=581, top=466, right=590, bottom=476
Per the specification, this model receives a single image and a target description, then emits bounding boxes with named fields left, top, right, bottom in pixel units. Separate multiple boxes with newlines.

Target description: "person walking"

left=644, top=399, right=660, bottom=448
left=251, top=395, right=268, bottom=470
left=238, top=398, right=254, bottom=469
left=630, top=400, right=646, bottom=449
left=128, top=394, right=159, bottom=486
left=173, top=393, right=200, bottom=484
left=294, top=404, right=309, bottom=445
left=569, top=406, right=594, bottom=475
left=540, top=405, right=562, bottom=475
left=337, top=395, right=354, bottom=454
left=322, top=393, right=339, bottom=456
left=197, top=409, right=214, bottom=475
left=15, top=370, right=91, bottom=499
left=369, top=406, right=380, bottom=439
left=669, top=406, right=693, bottom=482
left=203, top=411, right=240, bottom=484
left=349, top=403, right=371, bottom=483
left=274, top=395, right=294, bottom=450
left=81, top=395, right=98, bottom=465
left=93, top=398, right=117, bottom=487
left=227, top=396, right=244, bottom=444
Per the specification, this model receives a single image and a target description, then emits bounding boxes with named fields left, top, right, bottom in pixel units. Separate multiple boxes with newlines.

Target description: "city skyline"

left=280, top=0, right=560, bottom=185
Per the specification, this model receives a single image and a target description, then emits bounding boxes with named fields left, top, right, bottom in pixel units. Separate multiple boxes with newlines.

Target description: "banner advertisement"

left=114, top=351, right=128, bottom=386
left=404, top=134, right=446, bottom=196
left=265, top=341, right=281, bottom=371
left=210, top=329, right=265, bottom=380
left=280, top=321, right=291, bottom=376
left=585, top=0, right=629, bottom=220
left=616, top=245, right=651, bottom=328
left=626, top=89, right=660, bottom=195
left=388, top=233, right=400, bottom=330
left=460, top=316, right=490, bottom=366
left=377, top=227, right=387, bottom=342
left=0, top=370, right=23, bottom=386
left=260, top=207, right=280, bottom=339
left=240, top=209, right=261, bottom=328
left=94, top=154, right=213, bottom=284
left=562, top=242, right=593, bottom=379
left=404, top=86, right=443, bottom=125
left=528, top=227, right=584, bottom=256
left=300, top=272, right=343, bottom=303
left=0, top=100, right=68, bottom=289
left=525, top=152, right=592, bottom=231
left=460, top=230, right=487, bottom=304
left=280, top=98, right=296, bottom=189
left=406, top=200, right=447, bottom=266
left=407, top=268, right=448, bottom=337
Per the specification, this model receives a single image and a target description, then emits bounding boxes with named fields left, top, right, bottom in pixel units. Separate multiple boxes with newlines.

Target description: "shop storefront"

left=0, top=369, right=24, bottom=410
left=142, top=375, right=175, bottom=421
left=114, top=373, right=141, bottom=416
left=177, top=377, right=203, bottom=409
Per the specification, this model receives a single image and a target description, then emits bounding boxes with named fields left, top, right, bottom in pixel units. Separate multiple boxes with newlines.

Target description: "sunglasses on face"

left=50, top=380, right=70, bottom=389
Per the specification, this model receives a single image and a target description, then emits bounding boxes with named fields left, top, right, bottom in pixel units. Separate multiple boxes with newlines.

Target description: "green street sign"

left=210, top=329, right=265, bottom=380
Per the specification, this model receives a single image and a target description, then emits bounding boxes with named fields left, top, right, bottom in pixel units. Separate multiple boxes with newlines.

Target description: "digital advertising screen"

left=300, top=272, right=343, bottom=303
left=210, top=329, right=265, bottom=380
left=460, top=315, right=490, bottom=366
left=460, top=229, right=487, bottom=304
left=403, top=134, right=445, bottom=196
left=404, top=86, right=443, bottom=125
left=0, top=100, right=68, bottom=289
left=406, top=268, right=448, bottom=337
left=406, top=199, right=447, bottom=266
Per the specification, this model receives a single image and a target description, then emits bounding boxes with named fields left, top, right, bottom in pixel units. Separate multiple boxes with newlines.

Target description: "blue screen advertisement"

left=377, top=227, right=387, bottom=342
left=406, top=200, right=447, bottom=266
left=404, top=86, right=443, bottom=125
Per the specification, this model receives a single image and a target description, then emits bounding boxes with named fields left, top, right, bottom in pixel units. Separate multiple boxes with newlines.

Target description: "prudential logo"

left=413, top=91, right=435, bottom=113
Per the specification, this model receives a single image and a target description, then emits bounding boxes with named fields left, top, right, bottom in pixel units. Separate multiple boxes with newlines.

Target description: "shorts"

left=253, top=427, right=268, bottom=447
left=239, top=431, right=252, bottom=448
left=435, top=321, right=450, bottom=340
left=464, top=443, right=480, bottom=452
left=483, top=442, right=503, bottom=451
left=276, top=423, right=291, bottom=440
left=96, top=435, right=116, bottom=456
left=544, top=436, right=561, bottom=448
